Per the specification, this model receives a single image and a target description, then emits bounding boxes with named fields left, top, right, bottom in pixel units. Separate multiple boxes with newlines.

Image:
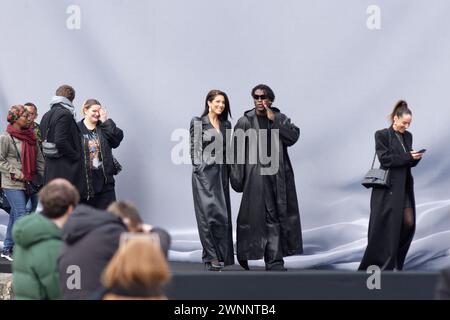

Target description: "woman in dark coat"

left=359, top=100, right=424, bottom=271
left=190, top=90, right=234, bottom=271
left=78, top=99, right=124, bottom=209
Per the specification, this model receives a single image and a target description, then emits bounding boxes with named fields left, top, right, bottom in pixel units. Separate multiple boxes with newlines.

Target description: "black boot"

left=238, top=259, right=249, bottom=270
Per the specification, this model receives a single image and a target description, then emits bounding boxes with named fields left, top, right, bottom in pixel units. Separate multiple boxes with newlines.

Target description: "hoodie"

left=58, top=204, right=127, bottom=300
left=12, top=213, right=62, bottom=299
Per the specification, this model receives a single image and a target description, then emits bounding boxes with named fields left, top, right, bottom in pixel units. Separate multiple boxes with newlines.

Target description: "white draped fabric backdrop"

left=1, top=0, right=450, bottom=270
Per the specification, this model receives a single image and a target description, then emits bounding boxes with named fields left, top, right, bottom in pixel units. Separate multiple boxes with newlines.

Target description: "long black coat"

left=230, top=108, right=303, bottom=261
left=359, top=127, right=421, bottom=270
left=40, top=104, right=84, bottom=193
left=190, top=116, right=234, bottom=266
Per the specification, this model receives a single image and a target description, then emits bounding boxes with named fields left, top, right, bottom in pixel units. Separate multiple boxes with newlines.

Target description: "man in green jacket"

left=12, top=178, right=80, bottom=299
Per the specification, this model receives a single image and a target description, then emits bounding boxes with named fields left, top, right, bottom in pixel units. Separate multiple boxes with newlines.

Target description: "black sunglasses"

left=253, top=94, right=268, bottom=100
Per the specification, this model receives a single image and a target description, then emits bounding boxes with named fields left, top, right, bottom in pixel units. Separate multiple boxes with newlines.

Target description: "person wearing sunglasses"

left=230, top=84, right=303, bottom=271
left=0, top=105, right=45, bottom=261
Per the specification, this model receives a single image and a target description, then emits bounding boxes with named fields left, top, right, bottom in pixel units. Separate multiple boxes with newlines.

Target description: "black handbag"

left=361, top=152, right=390, bottom=189
left=24, top=179, right=42, bottom=197
left=0, top=181, right=11, bottom=214
left=42, top=111, right=61, bottom=158
left=112, top=156, right=122, bottom=175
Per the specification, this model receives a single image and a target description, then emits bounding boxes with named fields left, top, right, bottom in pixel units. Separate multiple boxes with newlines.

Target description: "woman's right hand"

left=11, top=172, right=24, bottom=181
left=410, top=151, right=423, bottom=160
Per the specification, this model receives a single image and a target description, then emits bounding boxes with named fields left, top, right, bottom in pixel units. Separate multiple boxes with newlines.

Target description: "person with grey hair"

left=40, top=85, right=84, bottom=195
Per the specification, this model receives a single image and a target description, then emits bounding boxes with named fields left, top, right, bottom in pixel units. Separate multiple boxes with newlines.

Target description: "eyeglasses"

left=253, top=94, right=268, bottom=100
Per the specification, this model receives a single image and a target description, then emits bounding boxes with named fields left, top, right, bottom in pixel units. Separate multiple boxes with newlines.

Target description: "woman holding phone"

left=359, top=100, right=424, bottom=271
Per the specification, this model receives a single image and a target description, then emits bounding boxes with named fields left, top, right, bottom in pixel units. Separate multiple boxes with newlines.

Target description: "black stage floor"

left=167, top=262, right=440, bottom=300
left=1, top=260, right=442, bottom=299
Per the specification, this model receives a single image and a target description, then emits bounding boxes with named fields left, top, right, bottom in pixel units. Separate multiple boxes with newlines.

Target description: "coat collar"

left=201, top=115, right=225, bottom=132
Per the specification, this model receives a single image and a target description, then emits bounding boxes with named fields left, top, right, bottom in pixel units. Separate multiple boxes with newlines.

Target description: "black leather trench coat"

left=189, top=115, right=234, bottom=266
left=230, top=108, right=303, bottom=261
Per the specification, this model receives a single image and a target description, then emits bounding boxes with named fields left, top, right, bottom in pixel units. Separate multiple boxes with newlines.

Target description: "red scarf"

left=6, top=124, right=37, bottom=181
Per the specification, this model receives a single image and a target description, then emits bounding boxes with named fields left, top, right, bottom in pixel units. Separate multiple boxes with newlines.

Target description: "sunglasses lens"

left=254, top=95, right=267, bottom=100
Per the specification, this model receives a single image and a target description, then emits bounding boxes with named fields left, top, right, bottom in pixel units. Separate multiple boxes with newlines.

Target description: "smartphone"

left=417, top=149, right=426, bottom=153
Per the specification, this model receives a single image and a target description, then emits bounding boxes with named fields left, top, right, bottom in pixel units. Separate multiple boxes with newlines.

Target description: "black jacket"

left=189, top=116, right=234, bottom=266
left=77, top=119, right=124, bottom=199
left=230, top=108, right=303, bottom=261
left=40, top=104, right=84, bottom=193
left=58, top=204, right=127, bottom=300
left=359, top=127, right=421, bottom=271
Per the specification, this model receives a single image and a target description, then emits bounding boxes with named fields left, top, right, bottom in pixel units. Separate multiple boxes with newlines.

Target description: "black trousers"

left=81, top=188, right=116, bottom=210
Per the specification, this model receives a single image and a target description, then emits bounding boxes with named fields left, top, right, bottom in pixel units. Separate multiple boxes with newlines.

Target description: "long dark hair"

left=201, top=90, right=232, bottom=121
left=389, top=100, right=412, bottom=124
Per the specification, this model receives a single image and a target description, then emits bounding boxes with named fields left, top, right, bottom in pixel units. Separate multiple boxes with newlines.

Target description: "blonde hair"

left=102, top=237, right=171, bottom=297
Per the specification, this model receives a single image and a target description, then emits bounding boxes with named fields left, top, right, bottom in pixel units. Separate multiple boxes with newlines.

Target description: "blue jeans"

left=25, top=193, right=39, bottom=215
left=2, top=189, right=34, bottom=253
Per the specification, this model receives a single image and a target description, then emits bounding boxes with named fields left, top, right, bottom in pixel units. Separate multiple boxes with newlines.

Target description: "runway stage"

left=166, top=262, right=439, bottom=300
left=0, top=260, right=440, bottom=299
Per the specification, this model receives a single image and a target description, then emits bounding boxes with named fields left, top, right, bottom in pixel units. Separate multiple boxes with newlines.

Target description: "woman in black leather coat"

left=190, top=90, right=234, bottom=271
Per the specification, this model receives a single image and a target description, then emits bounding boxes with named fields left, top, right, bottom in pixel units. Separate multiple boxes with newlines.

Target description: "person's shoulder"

left=404, top=130, right=413, bottom=138
left=237, top=109, right=254, bottom=124
left=234, top=115, right=249, bottom=128
left=51, top=104, right=72, bottom=116
left=0, top=133, right=12, bottom=143
left=190, top=116, right=202, bottom=125
left=375, top=128, right=389, bottom=135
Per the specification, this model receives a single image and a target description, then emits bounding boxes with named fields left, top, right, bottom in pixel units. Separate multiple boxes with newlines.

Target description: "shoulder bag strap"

left=372, top=129, right=393, bottom=169
left=9, top=135, right=22, bottom=164
left=44, top=108, right=58, bottom=142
